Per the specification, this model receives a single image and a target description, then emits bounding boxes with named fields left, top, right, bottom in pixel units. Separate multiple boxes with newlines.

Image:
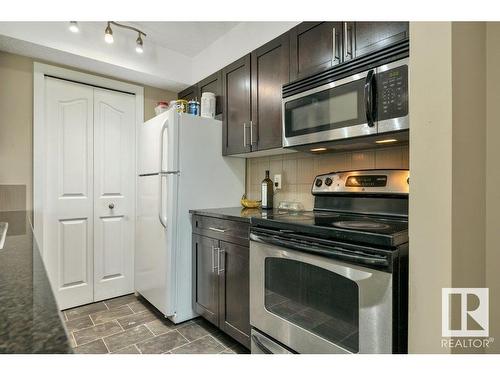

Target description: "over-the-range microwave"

left=282, top=57, right=409, bottom=152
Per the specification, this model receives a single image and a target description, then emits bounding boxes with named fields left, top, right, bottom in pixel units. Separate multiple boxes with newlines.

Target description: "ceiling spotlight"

left=102, top=22, right=146, bottom=53
left=136, top=33, right=144, bottom=54
left=104, top=22, right=114, bottom=44
left=69, top=21, right=79, bottom=33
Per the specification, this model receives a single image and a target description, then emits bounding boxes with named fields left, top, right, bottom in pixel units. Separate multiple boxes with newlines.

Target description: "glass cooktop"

left=253, top=210, right=408, bottom=247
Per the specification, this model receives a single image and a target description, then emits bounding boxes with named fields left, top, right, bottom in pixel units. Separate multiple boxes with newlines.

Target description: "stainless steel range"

left=249, top=169, right=409, bottom=354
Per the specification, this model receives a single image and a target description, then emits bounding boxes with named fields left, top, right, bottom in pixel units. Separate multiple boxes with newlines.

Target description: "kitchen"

left=0, top=2, right=499, bottom=373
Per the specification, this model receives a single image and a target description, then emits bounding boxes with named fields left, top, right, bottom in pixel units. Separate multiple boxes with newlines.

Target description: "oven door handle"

left=251, top=335, right=273, bottom=354
left=250, top=232, right=388, bottom=267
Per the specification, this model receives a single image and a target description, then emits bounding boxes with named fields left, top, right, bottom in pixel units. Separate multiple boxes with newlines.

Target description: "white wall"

left=409, top=22, right=454, bottom=354
left=409, top=21, right=489, bottom=354
left=486, top=22, right=500, bottom=354
left=0, top=52, right=33, bottom=210
left=190, top=22, right=299, bottom=84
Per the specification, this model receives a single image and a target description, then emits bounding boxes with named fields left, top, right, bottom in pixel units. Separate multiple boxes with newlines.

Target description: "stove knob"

left=325, top=177, right=333, bottom=186
left=315, top=178, right=323, bottom=187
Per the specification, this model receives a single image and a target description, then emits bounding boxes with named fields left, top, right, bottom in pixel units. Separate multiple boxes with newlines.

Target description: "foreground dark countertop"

left=0, top=211, right=72, bottom=353
left=190, top=207, right=278, bottom=223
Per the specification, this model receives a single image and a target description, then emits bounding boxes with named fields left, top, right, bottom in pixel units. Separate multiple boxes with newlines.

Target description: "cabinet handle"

left=332, top=27, right=339, bottom=64
left=344, top=23, right=352, bottom=60
left=211, top=245, right=218, bottom=272
left=250, top=120, right=254, bottom=146
left=217, top=248, right=225, bottom=275
left=208, top=227, right=227, bottom=233
left=243, top=122, right=247, bottom=147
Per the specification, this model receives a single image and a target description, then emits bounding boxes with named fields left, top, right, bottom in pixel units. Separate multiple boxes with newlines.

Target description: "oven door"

left=249, top=237, right=393, bottom=354
left=282, top=70, right=377, bottom=148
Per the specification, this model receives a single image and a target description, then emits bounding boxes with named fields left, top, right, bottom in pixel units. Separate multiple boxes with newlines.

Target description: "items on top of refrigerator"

left=154, top=101, right=169, bottom=115
left=187, top=99, right=200, bottom=116
left=169, top=99, right=188, bottom=113
left=201, top=92, right=216, bottom=118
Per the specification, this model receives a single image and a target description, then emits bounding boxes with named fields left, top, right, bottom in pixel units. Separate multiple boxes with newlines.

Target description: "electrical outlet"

left=274, top=174, right=282, bottom=190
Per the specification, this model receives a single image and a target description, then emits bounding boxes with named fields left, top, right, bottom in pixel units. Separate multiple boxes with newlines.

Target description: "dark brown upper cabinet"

left=222, top=54, right=252, bottom=156
left=345, top=22, right=409, bottom=60
left=289, top=22, right=343, bottom=81
left=178, top=84, right=199, bottom=102
left=251, top=33, right=290, bottom=151
left=198, top=71, right=223, bottom=117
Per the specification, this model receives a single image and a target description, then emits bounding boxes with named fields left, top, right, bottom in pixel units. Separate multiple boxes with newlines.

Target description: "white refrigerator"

left=135, top=108, right=245, bottom=323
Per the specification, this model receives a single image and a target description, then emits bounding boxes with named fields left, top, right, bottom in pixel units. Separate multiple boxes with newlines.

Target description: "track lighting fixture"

left=68, top=21, right=79, bottom=33
left=69, top=21, right=146, bottom=54
left=104, top=22, right=146, bottom=53
left=135, top=33, right=144, bottom=54
left=104, top=22, right=114, bottom=44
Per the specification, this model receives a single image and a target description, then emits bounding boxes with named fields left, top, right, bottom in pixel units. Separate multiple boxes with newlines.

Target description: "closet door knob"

left=108, top=203, right=115, bottom=209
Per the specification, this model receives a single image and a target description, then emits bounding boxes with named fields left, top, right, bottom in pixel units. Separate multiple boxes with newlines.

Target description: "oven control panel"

left=312, top=169, right=409, bottom=195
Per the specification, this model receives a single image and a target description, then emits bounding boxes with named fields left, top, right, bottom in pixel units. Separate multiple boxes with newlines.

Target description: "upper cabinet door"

left=251, top=33, right=289, bottom=151
left=198, top=71, right=223, bottom=117
left=222, top=54, right=252, bottom=156
left=346, top=22, right=409, bottom=59
left=290, top=22, right=343, bottom=81
left=178, top=84, right=199, bottom=102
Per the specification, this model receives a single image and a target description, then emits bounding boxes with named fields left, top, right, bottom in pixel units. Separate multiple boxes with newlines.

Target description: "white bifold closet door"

left=44, top=77, right=135, bottom=310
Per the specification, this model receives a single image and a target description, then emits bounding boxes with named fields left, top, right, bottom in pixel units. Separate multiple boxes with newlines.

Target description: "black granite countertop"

left=189, top=207, right=278, bottom=223
left=0, top=211, right=72, bottom=353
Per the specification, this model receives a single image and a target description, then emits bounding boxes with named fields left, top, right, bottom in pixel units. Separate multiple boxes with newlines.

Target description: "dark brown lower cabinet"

left=193, top=234, right=219, bottom=326
left=192, top=232, right=250, bottom=348
left=218, top=241, right=250, bottom=347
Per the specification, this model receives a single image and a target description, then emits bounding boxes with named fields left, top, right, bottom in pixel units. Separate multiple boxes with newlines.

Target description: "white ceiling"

left=127, top=22, right=240, bottom=57
left=0, top=21, right=298, bottom=91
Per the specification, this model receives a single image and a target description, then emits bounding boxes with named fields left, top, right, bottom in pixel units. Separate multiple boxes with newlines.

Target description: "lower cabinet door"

left=193, top=234, right=219, bottom=326
left=218, top=241, right=251, bottom=348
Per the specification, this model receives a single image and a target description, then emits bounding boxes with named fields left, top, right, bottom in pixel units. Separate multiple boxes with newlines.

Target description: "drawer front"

left=192, top=215, right=249, bottom=246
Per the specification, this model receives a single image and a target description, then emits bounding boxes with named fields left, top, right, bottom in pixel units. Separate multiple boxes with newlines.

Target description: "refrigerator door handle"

left=158, top=173, right=167, bottom=228
left=159, top=118, right=168, bottom=173
left=158, top=117, right=169, bottom=228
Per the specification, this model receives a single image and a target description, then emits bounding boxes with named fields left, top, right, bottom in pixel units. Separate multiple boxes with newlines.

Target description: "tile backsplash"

left=246, top=145, right=409, bottom=210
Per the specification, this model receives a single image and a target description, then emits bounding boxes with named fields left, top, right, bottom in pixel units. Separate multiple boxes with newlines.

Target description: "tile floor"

left=62, top=294, right=249, bottom=354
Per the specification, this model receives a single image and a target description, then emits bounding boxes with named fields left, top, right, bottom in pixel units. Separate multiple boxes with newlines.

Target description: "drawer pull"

left=208, top=227, right=227, bottom=233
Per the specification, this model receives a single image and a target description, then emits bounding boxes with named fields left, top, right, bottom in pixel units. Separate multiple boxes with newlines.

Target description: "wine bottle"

left=261, top=170, right=274, bottom=210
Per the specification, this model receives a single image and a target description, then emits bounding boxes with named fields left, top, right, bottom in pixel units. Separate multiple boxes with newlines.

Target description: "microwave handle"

left=364, top=69, right=376, bottom=128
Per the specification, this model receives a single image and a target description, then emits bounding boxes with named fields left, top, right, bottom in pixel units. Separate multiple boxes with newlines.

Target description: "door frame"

left=33, top=62, right=144, bottom=261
